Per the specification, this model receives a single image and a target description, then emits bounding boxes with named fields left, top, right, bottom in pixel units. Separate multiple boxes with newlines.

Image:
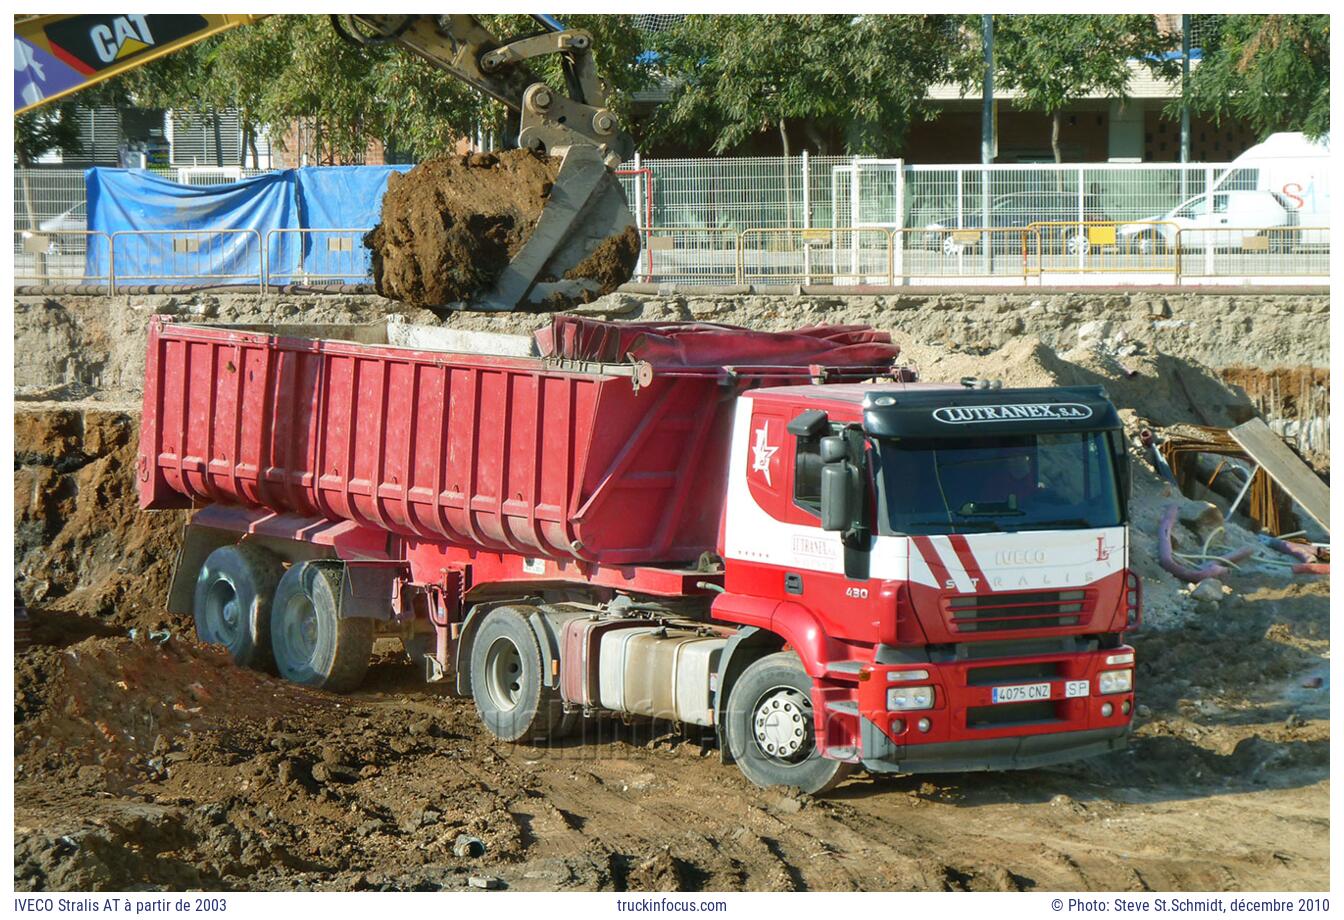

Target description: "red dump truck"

left=139, top=315, right=1139, bottom=793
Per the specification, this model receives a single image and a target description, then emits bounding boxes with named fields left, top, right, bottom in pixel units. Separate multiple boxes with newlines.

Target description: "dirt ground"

left=365, top=150, right=638, bottom=308
left=11, top=291, right=1330, bottom=892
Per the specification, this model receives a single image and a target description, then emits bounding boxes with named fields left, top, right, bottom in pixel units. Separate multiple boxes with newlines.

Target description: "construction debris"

left=1229, top=418, right=1331, bottom=533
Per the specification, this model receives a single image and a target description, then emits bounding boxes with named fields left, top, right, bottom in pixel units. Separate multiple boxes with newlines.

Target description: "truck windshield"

left=872, top=431, right=1124, bottom=536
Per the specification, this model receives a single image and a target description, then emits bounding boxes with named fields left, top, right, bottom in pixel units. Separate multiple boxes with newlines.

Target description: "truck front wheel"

left=725, top=652, right=854, bottom=795
left=193, top=544, right=284, bottom=671
left=270, top=562, right=373, bottom=692
left=469, top=607, right=568, bottom=743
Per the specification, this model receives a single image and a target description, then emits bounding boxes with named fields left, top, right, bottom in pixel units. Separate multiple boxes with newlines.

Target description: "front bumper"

left=859, top=720, right=1128, bottom=774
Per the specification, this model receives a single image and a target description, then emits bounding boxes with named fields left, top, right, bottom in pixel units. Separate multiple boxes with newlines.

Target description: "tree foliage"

left=1179, top=15, right=1329, bottom=140
left=650, top=15, right=960, bottom=156
left=14, top=102, right=85, bottom=167
left=982, top=15, right=1178, bottom=161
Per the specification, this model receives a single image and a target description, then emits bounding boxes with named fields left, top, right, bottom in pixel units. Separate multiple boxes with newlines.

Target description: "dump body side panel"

left=139, top=318, right=744, bottom=565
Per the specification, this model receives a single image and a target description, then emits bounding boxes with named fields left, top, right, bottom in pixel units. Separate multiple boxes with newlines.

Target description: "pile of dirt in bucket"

left=365, top=149, right=639, bottom=308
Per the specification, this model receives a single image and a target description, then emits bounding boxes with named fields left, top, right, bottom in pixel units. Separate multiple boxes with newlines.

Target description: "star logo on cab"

left=751, top=424, right=777, bottom=486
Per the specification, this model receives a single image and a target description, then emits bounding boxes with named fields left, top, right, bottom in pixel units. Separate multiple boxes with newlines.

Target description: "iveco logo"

left=995, top=549, right=1047, bottom=565
left=933, top=403, right=1093, bottom=424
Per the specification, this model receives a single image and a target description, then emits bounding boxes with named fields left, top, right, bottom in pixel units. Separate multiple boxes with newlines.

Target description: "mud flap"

left=338, top=561, right=408, bottom=620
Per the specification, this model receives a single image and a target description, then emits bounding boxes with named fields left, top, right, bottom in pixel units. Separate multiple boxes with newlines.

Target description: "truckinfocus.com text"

left=615, top=898, right=730, bottom=912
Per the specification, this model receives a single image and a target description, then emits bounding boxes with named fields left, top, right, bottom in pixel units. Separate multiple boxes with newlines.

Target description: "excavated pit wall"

left=14, top=289, right=1330, bottom=399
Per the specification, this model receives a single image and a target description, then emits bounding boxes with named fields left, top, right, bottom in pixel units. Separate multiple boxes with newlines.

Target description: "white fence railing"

left=13, top=158, right=1330, bottom=290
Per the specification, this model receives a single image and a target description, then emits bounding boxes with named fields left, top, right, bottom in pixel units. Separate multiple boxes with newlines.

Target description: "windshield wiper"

left=1022, top=517, right=1095, bottom=529
left=905, top=519, right=1004, bottom=533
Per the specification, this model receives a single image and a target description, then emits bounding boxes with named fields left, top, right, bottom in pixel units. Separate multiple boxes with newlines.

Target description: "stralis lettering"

left=933, top=403, right=1093, bottom=424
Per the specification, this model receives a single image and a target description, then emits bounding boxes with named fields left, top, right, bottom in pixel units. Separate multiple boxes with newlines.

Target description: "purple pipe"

left=1157, top=503, right=1230, bottom=582
left=1260, top=535, right=1318, bottom=564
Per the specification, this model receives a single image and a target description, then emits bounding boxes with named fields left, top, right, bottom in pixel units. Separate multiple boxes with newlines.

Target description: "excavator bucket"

left=366, top=145, right=640, bottom=314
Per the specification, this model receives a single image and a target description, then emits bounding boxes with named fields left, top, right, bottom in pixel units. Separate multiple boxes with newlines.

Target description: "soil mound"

left=366, top=149, right=638, bottom=308
left=902, top=336, right=1256, bottom=428
left=14, top=635, right=321, bottom=790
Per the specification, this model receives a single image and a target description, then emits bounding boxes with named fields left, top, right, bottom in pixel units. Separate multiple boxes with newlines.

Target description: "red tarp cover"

left=534, top=317, right=901, bottom=369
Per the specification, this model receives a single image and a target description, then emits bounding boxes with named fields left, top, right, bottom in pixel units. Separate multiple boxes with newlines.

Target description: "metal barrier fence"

left=1177, top=227, right=1330, bottom=278
left=110, top=229, right=264, bottom=290
left=906, top=227, right=1029, bottom=279
left=266, top=228, right=373, bottom=286
left=637, top=227, right=740, bottom=284
left=13, top=229, right=111, bottom=287
left=1025, top=221, right=1181, bottom=275
left=738, top=228, right=893, bottom=285
left=14, top=158, right=1331, bottom=290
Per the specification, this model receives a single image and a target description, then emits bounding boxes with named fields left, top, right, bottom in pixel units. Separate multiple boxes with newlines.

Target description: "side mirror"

left=819, top=435, right=847, bottom=464
left=820, top=463, right=852, bottom=532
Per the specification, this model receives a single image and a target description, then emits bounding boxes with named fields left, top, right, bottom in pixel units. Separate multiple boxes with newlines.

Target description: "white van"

left=1213, top=132, right=1330, bottom=246
left=1118, top=189, right=1294, bottom=252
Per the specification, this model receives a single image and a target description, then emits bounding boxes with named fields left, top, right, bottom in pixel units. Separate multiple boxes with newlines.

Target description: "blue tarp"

left=294, top=165, right=411, bottom=230
left=87, top=168, right=299, bottom=286
left=85, top=165, right=412, bottom=285
left=291, top=166, right=411, bottom=283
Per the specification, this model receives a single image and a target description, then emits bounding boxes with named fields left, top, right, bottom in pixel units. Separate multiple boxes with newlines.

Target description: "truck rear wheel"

left=725, top=651, right=854, bottom=795
left=469, top=606, right=567, bottom=743
left=193, top=544, right=284, bottom=671
left=270, top=562, right=373, bottom=692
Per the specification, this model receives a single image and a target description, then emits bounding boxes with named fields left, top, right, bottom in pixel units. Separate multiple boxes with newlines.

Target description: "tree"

left=103, top=14, right=655, bottom=164
left=1177, top=15, right=1328, bottom=140
left=982, top=15, right=1178, bottom=162
left=651, top=15, right=960, bottom=156
left=14, top=103, right=85, bottom=168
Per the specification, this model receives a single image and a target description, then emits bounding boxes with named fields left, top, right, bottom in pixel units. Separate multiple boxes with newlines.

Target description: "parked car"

left=1117, top=189, right=1294, bottom=253
left=921, top=191, right=1110, bottom=255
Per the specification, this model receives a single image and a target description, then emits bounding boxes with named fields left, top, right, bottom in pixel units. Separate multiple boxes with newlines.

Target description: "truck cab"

left=712, top=381, right=1138, bottom=791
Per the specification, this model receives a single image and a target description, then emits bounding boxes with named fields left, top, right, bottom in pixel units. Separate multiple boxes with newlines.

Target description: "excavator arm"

left=333, top=15, right=634, bottom=165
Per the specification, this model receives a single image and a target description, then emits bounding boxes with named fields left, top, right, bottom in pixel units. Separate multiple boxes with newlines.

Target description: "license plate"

left=991, top=680, right=1090, bottom=703
left=992, top=682, right=1051, bottom=704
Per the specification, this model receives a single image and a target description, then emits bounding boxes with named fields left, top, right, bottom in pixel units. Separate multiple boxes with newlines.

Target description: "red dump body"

left=139, top=317, right=900, bottom=566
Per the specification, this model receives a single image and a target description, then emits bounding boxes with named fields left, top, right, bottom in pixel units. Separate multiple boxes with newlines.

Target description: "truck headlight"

left=1098, top=669, right=1133, bottom=694
left=887, top=686, right=934, bottom=711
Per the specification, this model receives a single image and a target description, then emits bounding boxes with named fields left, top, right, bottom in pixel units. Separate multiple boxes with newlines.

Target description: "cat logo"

left=90, top=15, right=156, bottom=63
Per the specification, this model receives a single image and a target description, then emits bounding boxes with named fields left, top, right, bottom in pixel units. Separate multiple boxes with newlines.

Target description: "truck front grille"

left=945, top=589, right=1091, bottom=634
left=966, top=700, right=1061, bottom=729
left=966, top=661, right=1063, bottom=686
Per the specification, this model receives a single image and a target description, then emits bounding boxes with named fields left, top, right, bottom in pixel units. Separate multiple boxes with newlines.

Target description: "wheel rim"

left=751, top=685, right=815, bottom=764
left=204, top=577, right=241, bottom=644
left=280, top=593, right=319, bottom=666
left=483, top=636, right=524, bottom=712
